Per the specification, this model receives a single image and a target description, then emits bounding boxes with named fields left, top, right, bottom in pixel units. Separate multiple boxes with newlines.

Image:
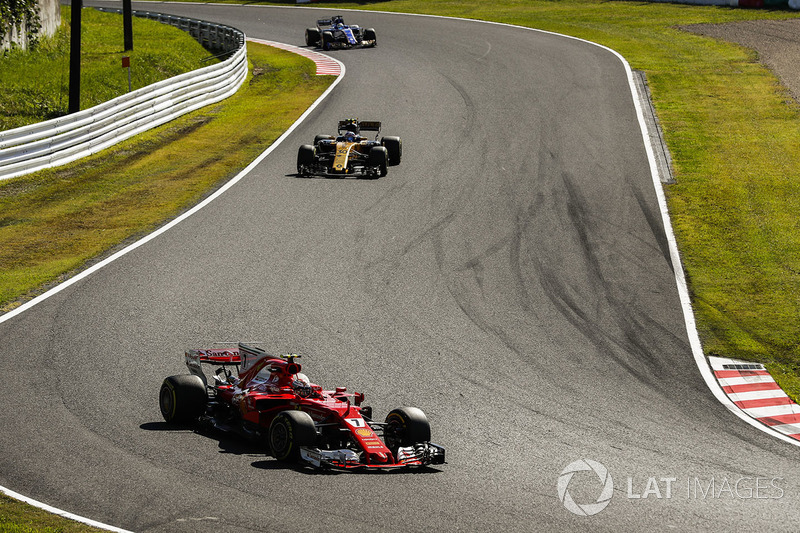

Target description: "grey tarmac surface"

left=2, top=4, right=800, bottom=531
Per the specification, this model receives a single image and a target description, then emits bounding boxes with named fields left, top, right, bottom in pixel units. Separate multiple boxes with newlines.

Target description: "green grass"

left=0, top=38, right=333, bottom=310
left=0, top=493, right=104, bottom=532
left=3, top=0, right=800, bottom=529
left=0, top=11, right=333, bottom=529
left=210, top=0, right=800, bottom=390
left=0, top=6, right=217, bottom=129
left=4, top=1, right=800, bottom=384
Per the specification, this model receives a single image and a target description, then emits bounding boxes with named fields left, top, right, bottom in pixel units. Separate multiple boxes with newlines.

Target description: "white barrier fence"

left=0, top=10, right=248, bottom=181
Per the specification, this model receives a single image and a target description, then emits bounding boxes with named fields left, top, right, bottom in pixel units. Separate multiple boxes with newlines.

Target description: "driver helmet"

left=293, top=373, right=313, bottom=398
left=344, top=131, right=357, bottom=143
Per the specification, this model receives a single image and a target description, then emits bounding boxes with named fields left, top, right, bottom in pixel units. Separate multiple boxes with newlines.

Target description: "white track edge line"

left=0, top=40, right=343, bottom=327
left=0, top=486, right=133, bottom=533
left=190, top=0, right=800, bottom=449
left=0, top=38, right=344, bottom=530
left=3, top=2, right=796, bottom=528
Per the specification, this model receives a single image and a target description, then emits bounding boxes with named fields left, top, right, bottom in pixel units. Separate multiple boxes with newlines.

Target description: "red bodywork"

left=188, top=348, right=417, bottom=469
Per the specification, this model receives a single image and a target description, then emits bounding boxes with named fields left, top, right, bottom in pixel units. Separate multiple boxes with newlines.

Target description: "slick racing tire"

left=321, top=31, right=334, bottom=51
left=384, top=407, right=431, bottom=450
left=314, top=134, right=335, bottom=145
left=305, top=27, right=320, bottom=47
left=381, top=136, right=402, bottom=165
left=363, top=28, right=377, bottom=46
left=159, top=375, right=207, bottom=425
left=369, top=146, right=388, bottom=177
left=269, top=410, right=317, bottom=461
left=297, top=144, right=316, bottom=175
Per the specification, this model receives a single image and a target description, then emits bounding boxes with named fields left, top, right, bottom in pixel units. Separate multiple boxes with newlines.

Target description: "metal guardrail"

left=0, top=10, right=247, bottom=181
left=114, top=9, right=244, bottom=55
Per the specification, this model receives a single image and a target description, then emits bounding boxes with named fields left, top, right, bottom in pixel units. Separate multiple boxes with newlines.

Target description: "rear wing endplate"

left=238, top=343, right=272, bottom=372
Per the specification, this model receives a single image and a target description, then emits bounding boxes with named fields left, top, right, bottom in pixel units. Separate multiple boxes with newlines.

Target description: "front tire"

left=297, top=144, right=315, bottom=175
left=159, top=375, right=207, bottom=425
left=384, top=407, right=431, bottom=452
left=363, top=28, right=377, bottom=47
left=321, top=31, right=334, bottom=51
left=269, top=410, right=317, bottom=461
left=369, top=146, right=388, bottom=177
left=381, top=136, right=402, bottom=165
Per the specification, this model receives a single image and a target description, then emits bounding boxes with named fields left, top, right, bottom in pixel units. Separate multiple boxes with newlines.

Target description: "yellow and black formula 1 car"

left=297, top=119, right=402, bottom=178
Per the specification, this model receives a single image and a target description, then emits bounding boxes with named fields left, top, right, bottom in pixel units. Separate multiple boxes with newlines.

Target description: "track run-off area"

left=2, top=3, right=800, bottom=531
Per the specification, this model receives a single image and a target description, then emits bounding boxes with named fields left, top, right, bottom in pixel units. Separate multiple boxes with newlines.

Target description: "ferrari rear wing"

left=185, top=348, right=240, bottom=386
left=184, top=343, right=278, bottom=385
left=186, top=348, right=241, bottom=365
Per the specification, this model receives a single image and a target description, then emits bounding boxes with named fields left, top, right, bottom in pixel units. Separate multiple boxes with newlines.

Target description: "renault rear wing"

left=338, top=120, right=381, bottom=134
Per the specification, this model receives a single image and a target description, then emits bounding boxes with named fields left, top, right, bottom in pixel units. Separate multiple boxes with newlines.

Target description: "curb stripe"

left=760, top=413, right=800, bottom=426
left=3, top=3, right=798, bottom=529
left=771, top=423, right=800, bottom=436
left=729, top=389, right=789, bottom=401
left=733, top=396, right=795, bottom=409
left=714, top=369, right=770, bottom=378
left=247, top=38, right=342, bottom=76
left=711, top=355, right=800, bottom=442
left=717, top=375, right=775, bottom=387
left=158, top=0, right=800, bottom=451
left=722, top=382, right=781, bottom=394
left=742, top=404, right=800, bottom=418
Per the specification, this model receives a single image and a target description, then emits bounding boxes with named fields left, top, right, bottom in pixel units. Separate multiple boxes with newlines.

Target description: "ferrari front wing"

left=298, top=442, right=445, bottom=470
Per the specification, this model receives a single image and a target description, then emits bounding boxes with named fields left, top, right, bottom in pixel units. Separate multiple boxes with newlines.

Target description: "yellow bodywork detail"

left=333, top=142, right=357, bottom=172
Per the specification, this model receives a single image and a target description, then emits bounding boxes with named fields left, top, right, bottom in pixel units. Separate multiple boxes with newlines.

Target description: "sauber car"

left=159, top=344, right=445, bottom=470
left=305, top=15, right=376, bottom=50
left=297, top=118, right=402, bottom=178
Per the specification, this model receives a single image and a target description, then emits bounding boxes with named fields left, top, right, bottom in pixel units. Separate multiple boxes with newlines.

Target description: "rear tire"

left=381, top=136, right=402, bottom=165
left=305, top=28, right=320, bottom=47
left=384, top=407, right=431, bottom=452
left=269, top=410, right=317, bottom=461
left=314, top=134, right=335, bottom=145
left=159, top=375, right=207, bottom=425
left=369, top=146, right=388, bottom=177
left=297, top=144, right=315, bottom=175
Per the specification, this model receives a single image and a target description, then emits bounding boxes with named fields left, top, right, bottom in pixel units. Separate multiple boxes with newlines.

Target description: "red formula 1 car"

left=159, top=344, right=445, bottom=470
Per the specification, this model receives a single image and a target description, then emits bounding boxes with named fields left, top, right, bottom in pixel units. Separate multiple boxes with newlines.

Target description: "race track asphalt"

left=1, top=3, right=799, bottom=531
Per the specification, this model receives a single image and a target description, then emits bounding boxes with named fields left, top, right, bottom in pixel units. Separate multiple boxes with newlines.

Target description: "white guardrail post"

left=0, top=9, right=248, bottom=181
